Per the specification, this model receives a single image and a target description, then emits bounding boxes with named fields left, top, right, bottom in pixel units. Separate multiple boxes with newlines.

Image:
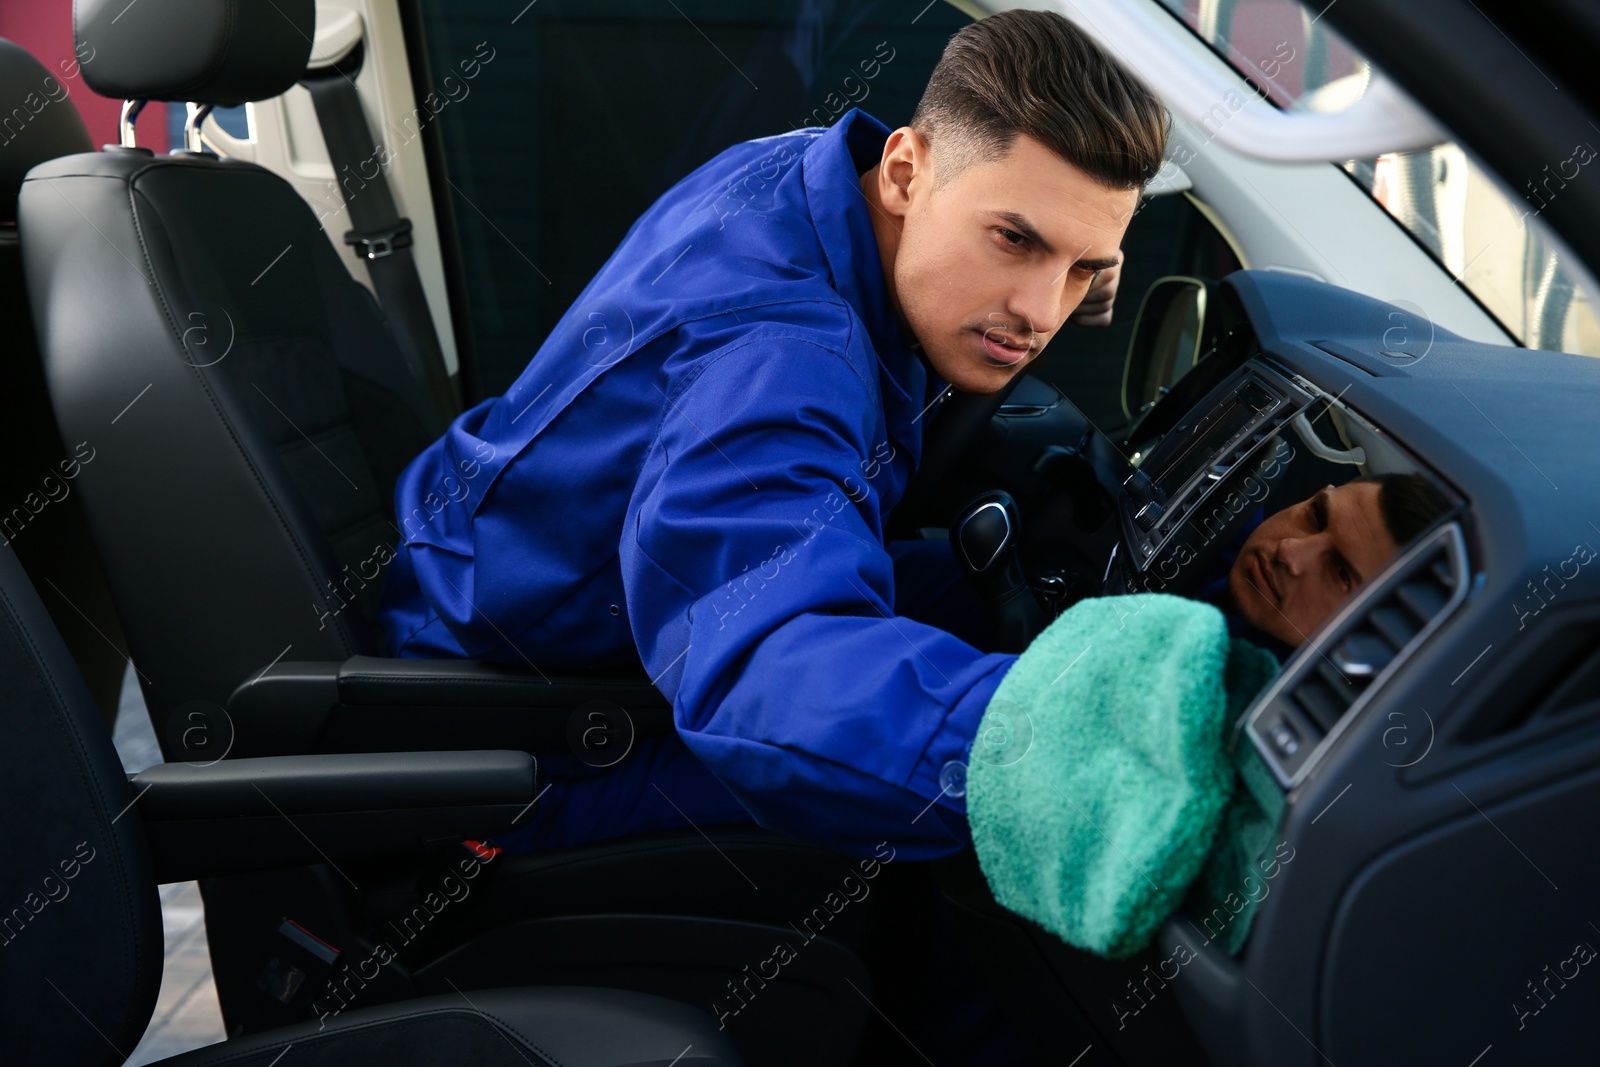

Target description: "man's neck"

left=858, top=164, right=915, bottom=348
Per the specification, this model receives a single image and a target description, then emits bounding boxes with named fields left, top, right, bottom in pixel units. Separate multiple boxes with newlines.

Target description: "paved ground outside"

left=112, top=665, right=229, bottom=1065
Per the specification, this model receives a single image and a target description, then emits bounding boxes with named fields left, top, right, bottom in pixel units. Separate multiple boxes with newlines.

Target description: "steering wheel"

left=911, top=372, right=1028, bottom=506
left=908, top=372, right=1141, bottom=650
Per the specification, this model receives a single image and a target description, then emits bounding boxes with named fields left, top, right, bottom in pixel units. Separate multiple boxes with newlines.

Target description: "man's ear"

left=876, top=126, right=927, bottom=218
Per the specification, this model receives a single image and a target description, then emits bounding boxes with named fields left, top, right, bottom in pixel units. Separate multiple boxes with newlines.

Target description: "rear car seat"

left=0, top=36, right=128, bottom=724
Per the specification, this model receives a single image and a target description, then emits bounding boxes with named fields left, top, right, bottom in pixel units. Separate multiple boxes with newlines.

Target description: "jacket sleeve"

left=619, top=330, right=1017, bottom=859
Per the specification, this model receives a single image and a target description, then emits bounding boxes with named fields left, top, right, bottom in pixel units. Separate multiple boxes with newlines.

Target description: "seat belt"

left=300, top=47, right=460, bottom=428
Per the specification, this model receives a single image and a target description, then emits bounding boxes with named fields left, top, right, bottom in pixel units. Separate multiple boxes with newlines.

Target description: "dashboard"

left=932, top=268, right=1600, bottom=1067
left=1097, top=329, right=1471, bottom=788
left=1106, top=352, right=1470, bottom=785
left=1110, top=362, right=1309, bottom=588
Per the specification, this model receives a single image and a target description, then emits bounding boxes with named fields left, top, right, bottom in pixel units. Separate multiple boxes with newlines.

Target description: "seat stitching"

left=476, top=1008, right=571, bottom=1067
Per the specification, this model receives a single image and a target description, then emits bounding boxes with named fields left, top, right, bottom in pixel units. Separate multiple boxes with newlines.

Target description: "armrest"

left=132, top=750, right=535, bottom=883
left=216, top=655, right=672, bottom=759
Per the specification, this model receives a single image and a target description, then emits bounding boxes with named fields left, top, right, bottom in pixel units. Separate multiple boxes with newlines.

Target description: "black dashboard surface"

left=1144, top=270, right=1600, bottom=1067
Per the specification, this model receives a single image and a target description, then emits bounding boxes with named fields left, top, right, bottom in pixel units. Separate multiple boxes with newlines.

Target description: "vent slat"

left=1396, top=578, right=1448, bottom=623
left=1294, top=677, right=1349, bottom=733
left=1368, top=603, right=1419, bottom=648
left=1329, top=630, right=1397, bottom=679
left=1315, top=657, right=1364, bottom=698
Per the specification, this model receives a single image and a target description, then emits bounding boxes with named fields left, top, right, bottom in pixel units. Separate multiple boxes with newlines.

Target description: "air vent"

left=1247, top=523, right=1469, bottom=788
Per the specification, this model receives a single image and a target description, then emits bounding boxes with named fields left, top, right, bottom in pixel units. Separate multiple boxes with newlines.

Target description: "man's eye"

left=995, top=227, right=1026, bottom=248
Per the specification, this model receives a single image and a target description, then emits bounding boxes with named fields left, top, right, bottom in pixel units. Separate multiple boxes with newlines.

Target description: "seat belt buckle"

left=344, top=219, right=414, bottom=260
left=255, top=918, right=340, bottom=1010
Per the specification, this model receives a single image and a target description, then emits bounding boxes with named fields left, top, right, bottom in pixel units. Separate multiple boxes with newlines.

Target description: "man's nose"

left=1276, top=534, right=1325, bottom=577
left=1008, top=271, right=1067, bottom=343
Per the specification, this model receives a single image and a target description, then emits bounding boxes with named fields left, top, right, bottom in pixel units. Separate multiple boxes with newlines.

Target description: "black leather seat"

left=23, top=0, right=674, bottom=775
left=0, top=37, right=129, bottom=725
left=16, top=4, right=875, bottom=1062
left=0, top=498, right=740, bottom=1066
left=20, top=0, right=455, bottom=741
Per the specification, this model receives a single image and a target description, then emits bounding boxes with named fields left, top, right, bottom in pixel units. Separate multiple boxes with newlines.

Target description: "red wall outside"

left=0, top=1, right=170, bottom=151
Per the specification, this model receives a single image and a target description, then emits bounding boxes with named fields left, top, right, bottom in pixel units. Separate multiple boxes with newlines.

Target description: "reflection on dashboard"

left=1224, top=472, right=1448, bottom=647
left=1107, top=363, right=1454, bottom=655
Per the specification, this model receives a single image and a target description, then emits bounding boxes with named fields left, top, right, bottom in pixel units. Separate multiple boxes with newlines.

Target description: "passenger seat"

left=18, top=0, right=470, bottom=751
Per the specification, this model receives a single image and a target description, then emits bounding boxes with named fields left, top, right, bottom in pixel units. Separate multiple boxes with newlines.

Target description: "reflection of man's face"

left=863, top=130, right=1138, bottom=396
left=1229, top=481, right=1399, bottom=647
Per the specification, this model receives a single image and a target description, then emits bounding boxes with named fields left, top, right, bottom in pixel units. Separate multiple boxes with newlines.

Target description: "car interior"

left=0, top=517, right=740, bottom=1065
left=1, top=0, right=1597, bottom=1064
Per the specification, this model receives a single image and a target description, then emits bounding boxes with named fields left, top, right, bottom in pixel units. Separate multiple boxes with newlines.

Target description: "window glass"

left=1154, top=0, right=1600, bottom=356
left=1155, top=0, right=1366, bottom=110
left=164, top=104, right=250, bottom=148
left=1343, top=149, right=1600, bottom=354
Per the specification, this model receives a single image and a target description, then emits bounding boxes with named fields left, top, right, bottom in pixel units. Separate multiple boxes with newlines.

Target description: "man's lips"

left=974, top=328, right=1031, bottom=366
left=1250, top=551, right=1280, bottom=606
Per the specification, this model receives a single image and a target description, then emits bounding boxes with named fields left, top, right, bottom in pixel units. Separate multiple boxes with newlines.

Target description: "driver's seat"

left=18, top=1, right=873, bottom=1058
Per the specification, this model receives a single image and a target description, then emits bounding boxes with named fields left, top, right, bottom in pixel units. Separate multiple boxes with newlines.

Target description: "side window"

left=1029, top=192, right=1241, bottom=437
left=165, top=104, right=250, bottom=149
left=413, top=0, right=973, bottom=397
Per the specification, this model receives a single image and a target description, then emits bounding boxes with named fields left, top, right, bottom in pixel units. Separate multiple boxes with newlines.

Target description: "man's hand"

left=1067, top=261, right=1122, bottom=328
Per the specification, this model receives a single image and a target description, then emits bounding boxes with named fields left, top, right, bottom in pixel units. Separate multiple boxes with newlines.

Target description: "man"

left=379, top=10, right=1168, bottom=859
left=1216, top=472, right=1450, bottom=652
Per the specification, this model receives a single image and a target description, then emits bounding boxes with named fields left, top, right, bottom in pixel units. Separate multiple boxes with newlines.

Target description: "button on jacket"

left=379, top=108, right=1018, bottom=859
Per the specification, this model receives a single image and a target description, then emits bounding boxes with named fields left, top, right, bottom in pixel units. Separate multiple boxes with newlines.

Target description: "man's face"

left=1229, top=481, right=1400, bottom=647
left=866, top=130, right=1139, bottom=395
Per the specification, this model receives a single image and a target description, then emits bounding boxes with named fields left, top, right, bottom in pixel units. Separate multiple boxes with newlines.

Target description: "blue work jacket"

left=379, top=108, right=1018, bottom=859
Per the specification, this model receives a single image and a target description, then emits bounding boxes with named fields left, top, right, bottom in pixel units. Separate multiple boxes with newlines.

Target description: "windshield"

left=1153, top=0, right=1600, bottom=356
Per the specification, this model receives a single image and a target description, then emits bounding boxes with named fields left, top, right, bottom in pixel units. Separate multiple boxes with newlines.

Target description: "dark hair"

left=1354, top=473, right=1451, bottom=545
left=910, top=9, right=1169, bottom=190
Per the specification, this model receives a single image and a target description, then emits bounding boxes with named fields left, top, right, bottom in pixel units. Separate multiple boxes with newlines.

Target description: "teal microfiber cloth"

left=966, top=593, right=1280, bottom=959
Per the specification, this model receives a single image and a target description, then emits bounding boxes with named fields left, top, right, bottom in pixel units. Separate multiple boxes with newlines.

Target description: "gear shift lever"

left=953, top=490, right=1047, bottom=653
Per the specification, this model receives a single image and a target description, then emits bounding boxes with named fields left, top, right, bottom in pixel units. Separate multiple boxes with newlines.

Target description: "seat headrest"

left=76, top=0, right=315, bottom=107
left=0, top=39, right=93, bottom=227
